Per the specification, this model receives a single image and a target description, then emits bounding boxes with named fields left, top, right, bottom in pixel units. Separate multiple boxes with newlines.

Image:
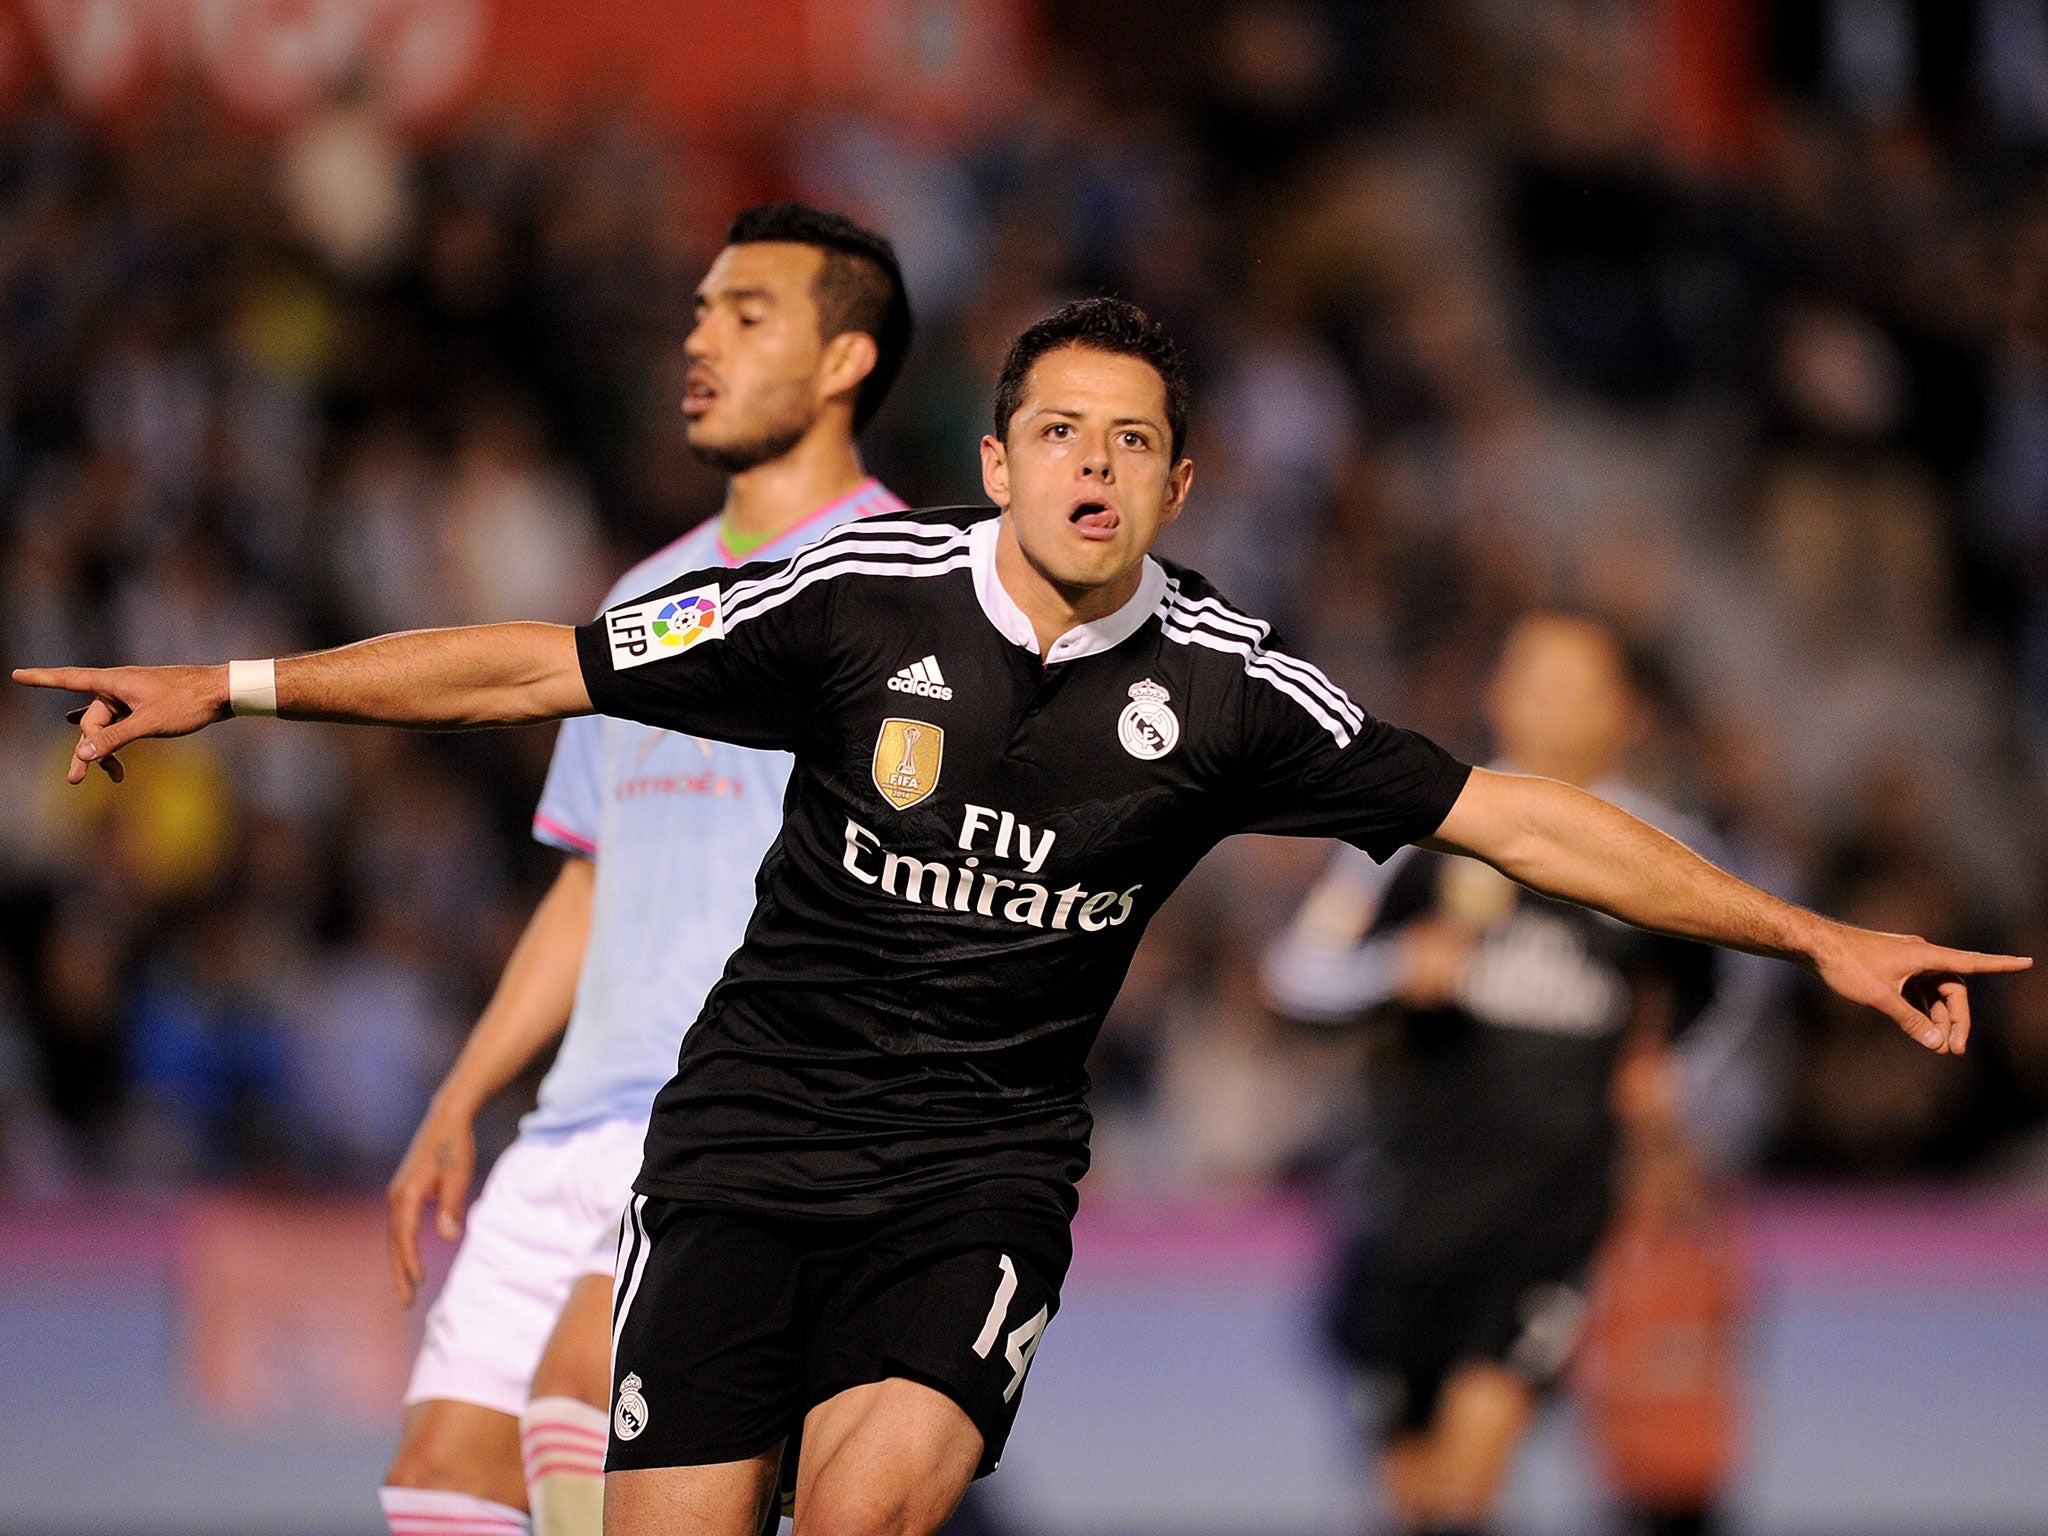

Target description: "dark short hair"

left=726, top=203, right=913, bottom=431
left=992, top=297, right=1190, bottom=459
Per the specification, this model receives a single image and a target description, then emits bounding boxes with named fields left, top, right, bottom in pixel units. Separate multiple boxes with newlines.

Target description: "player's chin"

left=1055, top=525, right=1137, bottom=570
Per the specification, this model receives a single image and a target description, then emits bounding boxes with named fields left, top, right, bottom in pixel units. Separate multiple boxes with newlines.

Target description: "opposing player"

left=1264, top=612, right=1724, bottom=1536
left=375, top=204, right=910, bottom=1536
left=20, top=299, right=2027, bottom=1536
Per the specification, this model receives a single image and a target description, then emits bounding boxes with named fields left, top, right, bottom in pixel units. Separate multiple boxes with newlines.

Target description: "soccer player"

left=19, top=298, right=2026, bottom=1536
left=375, top=204, right=910, bottom=1536
left=1264, top=611, right=1726, bottom=1536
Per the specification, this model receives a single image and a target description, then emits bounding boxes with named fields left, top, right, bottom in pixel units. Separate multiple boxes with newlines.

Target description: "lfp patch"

left=652, top=591, right=720, bottom=649
left=604, top=584, right=724, bottom=671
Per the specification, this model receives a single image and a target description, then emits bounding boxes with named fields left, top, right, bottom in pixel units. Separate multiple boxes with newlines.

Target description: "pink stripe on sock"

left=526, top=1457, right=606, bottom=1480
left=521, top=1427, right=606, bottom=1447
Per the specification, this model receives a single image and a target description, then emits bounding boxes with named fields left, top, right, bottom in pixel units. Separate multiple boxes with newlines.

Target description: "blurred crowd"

left=4, top=0, right=2048, bottom=1200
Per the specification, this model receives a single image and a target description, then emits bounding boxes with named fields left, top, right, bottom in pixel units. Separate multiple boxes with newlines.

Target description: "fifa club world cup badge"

left=614, top=1372, right=650, bottom=1440
left=873, top=718, right=944, bottom=809
left=1117, top=679, right=1180, bottom=760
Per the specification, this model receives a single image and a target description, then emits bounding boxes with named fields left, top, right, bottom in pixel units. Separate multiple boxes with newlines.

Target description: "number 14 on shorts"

left=971, top=1254, right=1048, bottom=1402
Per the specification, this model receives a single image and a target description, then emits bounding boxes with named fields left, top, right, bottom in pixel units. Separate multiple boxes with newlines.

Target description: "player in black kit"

left=1267, top=612, right=1725, bottom=1536
left=20, top=300, right=2029, bottom=1536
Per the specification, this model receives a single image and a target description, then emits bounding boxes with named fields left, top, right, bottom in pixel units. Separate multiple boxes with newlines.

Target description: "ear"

left=1157, top=457, right=1194, bottom=529
left=818, top=331, right=879, bottom=412
left=979, top=434, right=1010, bottom=507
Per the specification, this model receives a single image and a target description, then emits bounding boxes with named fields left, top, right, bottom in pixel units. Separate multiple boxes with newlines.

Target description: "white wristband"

left=227, top=659, right=279, bottom=717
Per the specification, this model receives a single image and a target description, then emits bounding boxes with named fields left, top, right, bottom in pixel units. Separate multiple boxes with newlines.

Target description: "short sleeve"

left=532, top=714, right=603, bottom=857
left=574, top=554, right=833, bottom=751
left=1230, top=677, right=1471, bottom=861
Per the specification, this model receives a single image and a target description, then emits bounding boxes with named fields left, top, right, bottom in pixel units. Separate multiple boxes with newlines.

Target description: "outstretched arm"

left=14, top=622, right=589, bottom=784
left=387, top=853, right=594, bottom=1305
left=1427, top=767, right=2031, bottom=1054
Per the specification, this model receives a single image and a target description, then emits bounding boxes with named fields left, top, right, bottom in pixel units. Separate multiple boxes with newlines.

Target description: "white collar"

left=968, top=515, right=1168, bottom=663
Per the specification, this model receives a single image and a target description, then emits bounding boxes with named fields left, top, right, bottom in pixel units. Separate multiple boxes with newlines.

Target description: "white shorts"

left=405, top=1116, right=647, bottom=1417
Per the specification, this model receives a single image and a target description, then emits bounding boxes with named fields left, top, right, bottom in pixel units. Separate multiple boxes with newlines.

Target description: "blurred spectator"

left=434, top=391, right=601, bottom=625
left=126, top=899, right=296, bottom=1181
left=279, top=898, right=457, bottom=1184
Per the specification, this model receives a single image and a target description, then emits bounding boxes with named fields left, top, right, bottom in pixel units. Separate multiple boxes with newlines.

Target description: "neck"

left=993, top=515, right=1146, bottom=655
left=719, top=422, right=868, bottom=550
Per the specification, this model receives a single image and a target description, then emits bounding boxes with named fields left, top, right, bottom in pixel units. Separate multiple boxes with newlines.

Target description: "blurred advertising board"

left=177, top=1193, right=416, bottom=1427
left=0, top=0, right=1032, bottom=136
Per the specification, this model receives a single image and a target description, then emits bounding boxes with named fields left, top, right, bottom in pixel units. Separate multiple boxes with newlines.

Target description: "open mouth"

left=1070, top=500, right=1120, bottom=538
left=682, top=372, right=720, bottom=418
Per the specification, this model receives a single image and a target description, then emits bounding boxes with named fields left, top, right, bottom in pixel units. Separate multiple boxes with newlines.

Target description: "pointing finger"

left=13, top=666, right=110, bottom=694
left=1927, top=947, right=2033, bottom=975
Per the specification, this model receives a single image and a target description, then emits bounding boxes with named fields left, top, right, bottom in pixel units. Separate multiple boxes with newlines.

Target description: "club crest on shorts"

left=873, top=718, right=944, bottom=810
left=613, top=1371, right=650, bottom=1441
left=1117, top=679, right=1179, bottom=760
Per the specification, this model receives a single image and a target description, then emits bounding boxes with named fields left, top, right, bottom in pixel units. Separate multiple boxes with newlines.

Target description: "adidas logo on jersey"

left=888, top=655, right=954, bottom=700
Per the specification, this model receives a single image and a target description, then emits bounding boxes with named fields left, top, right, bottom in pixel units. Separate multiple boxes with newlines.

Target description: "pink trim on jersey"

left=384, top=1518, right=527, bottom=1534
left=532, top=813, right=597, bottom=856
left=715, top=476, right=907, bottom=566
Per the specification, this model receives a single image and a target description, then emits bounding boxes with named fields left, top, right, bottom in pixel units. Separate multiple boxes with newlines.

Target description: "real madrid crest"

left=1118, top=679, right=1180, bottom=760
left=614, top=1371, right=650, bottom=1440
left=873, top=718, right=945, bottom=809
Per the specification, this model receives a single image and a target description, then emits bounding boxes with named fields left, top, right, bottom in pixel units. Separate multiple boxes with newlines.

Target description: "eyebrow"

left=1033, top=407, right=1163, bottom=432
left=695, top=286, right=779, bottom=307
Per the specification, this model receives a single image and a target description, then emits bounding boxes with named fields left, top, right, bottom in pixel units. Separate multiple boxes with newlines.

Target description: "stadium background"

left=1, top=0, right=2046, bottom=1531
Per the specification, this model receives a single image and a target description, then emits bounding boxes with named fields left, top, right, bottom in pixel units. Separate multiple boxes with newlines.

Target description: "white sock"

left=379, top=1485, right=530, bottom=1535
left=520, top=1395, right=609, bottom=1536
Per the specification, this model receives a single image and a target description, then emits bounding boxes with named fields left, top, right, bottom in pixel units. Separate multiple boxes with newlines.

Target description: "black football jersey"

left=574, top=506, right=1470, bottom=1229
left=1274, top=826, right=1717, bottom=1269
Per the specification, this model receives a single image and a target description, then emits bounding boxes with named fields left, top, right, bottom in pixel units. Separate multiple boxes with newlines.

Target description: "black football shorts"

left=1329, top=1213, right=1603, bottom=1434
left=606, top=1190, right=1066, bottom=1478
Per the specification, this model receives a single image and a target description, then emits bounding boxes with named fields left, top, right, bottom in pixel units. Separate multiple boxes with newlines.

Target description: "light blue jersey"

left=522, top=478, right=908, bottom=1137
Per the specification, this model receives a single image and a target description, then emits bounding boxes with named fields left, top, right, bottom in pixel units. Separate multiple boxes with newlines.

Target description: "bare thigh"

left=387, top=1398, right=528, bottom=1509
left=792, top=1378, right=982, bottom=1536
left=1401, top=1361, right=1537, bottom=1525
left=603, top=1449, right=782, bottom=1536
left=531, top=1271, right=617, bottom=1409
left=1380, top=1431, right=1432, bottom=1526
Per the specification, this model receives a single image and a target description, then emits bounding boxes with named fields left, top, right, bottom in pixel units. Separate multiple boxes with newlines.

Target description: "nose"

left=1080, top=433, right=1113, bottom=481
left=684, top=316, right=715, bottom=361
